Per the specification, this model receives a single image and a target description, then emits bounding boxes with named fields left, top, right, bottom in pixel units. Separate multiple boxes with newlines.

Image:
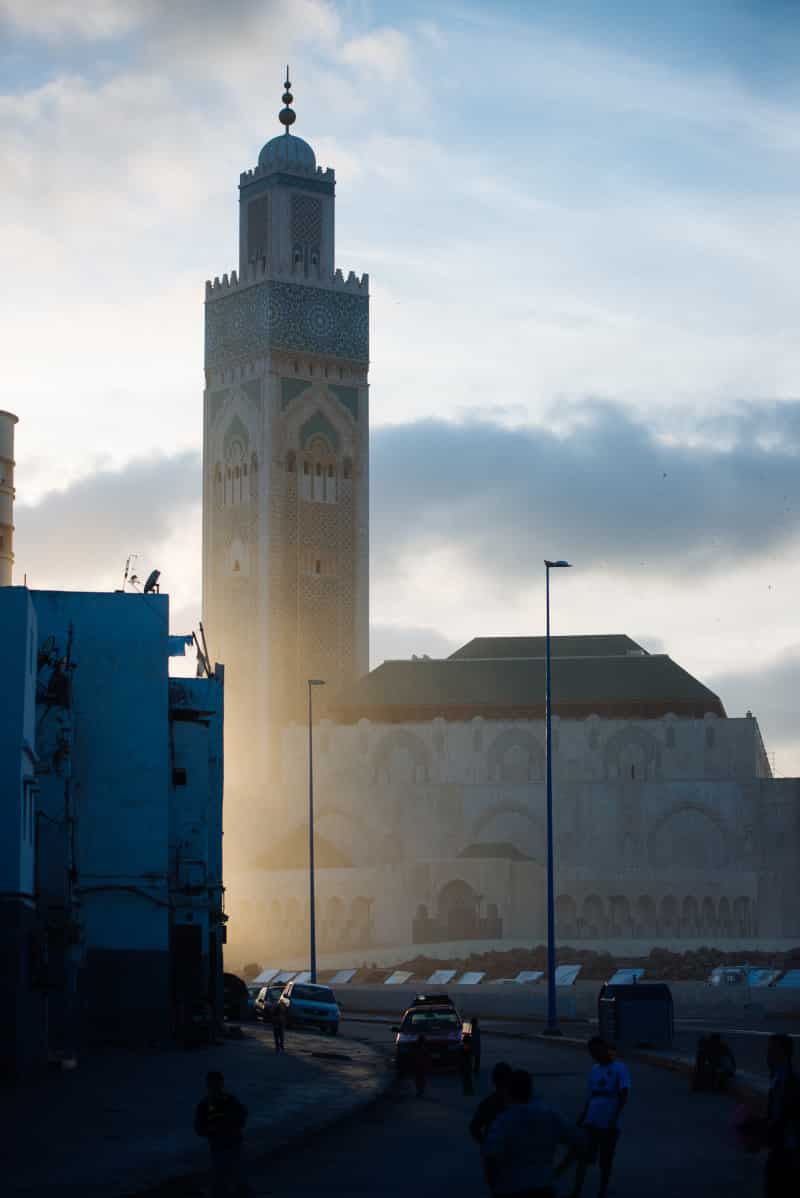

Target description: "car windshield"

left=292, top=985, right=335, bottom=1003
left=401, top=1010, right=459, bottom=1032
left=267, top=986, right=283, bottom=1000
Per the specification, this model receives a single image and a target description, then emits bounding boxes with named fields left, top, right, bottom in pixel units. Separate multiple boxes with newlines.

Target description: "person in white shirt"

left=567, top=1036, right=630, bottom=1198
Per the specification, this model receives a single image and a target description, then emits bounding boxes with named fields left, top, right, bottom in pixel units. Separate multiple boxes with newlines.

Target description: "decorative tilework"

left=329, top=384, right=358, bottom=422
left=300, top=410, right=340, bottom=452
left=291, top=194, right=322, bottom=245
left=281, top=378, right=312, bottom=409
left=205, top=280, right=369, bottom=366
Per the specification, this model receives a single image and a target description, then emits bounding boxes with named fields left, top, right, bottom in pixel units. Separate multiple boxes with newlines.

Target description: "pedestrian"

left=763, top=1033, right=800, bottom=1197
left=460, top=1028, right=475, bottom=1096
left=567, top=1036, right=631, bottom=1198
left=412, top=1033, right=431, bottom=1097
left=483, top=1068, right=585, bottom=1197
left=273, top=1001, right=286, bottom=1053
left=469, top=1060, right=512, bottom=1144
left=471, top=1015, right=482, bottom=1074
left=194, top=1070, right=248, bottom=1198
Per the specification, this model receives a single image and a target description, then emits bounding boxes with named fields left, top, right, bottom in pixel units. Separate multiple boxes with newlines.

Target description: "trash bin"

left=598, top=982, right=674, bottom=1049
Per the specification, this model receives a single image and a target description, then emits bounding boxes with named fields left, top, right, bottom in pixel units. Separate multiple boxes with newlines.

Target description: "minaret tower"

left=202, top=74, right=369, bottom=801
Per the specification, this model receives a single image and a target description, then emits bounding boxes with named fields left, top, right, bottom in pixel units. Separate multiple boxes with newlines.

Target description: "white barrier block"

left=385, top=970, right=414, bottom=985
left=426, top=969, right=457, bottom=985
left=293, top=970, right=312, bottom=984
left=274, top=970, right=298, bottom=984
left=252, top=968, right=280, bottom=985
left=608, top=968, right=645, bottom=985
left=555, top=964, right=582, bottom=987
left=776, top=969, right=800, bottom=989
left=514, top=970, right=544, bottom=984
left=457, top=972, right=485, bottom=985
left=330, top=969, right=357, bottom=984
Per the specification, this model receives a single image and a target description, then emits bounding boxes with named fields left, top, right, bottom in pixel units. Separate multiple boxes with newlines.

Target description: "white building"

left=230, top=635, right=800, bottom=965
left=202, top=75, right=369, bottom=806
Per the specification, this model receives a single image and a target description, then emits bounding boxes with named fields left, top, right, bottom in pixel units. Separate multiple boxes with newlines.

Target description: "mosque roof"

left=449, top=634, right=647, bottom=660
left=329, top=642, right=726, bottom=723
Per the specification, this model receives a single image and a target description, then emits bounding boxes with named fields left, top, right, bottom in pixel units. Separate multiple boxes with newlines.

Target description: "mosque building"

left=203, top=84, right=800, bottom=965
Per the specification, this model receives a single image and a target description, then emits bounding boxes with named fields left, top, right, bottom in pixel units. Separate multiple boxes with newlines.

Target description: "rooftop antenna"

left=122, top=554, right=137, bottom=590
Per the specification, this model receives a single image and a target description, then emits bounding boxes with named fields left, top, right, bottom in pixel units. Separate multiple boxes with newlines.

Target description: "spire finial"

left=279, top=66, right=296, bottom=134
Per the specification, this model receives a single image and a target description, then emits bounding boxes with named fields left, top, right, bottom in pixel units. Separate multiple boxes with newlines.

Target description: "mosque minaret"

left=202, top=74, right=369, bottom=804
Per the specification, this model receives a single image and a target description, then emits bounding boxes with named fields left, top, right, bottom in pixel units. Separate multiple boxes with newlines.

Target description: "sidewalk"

left=5, top=1026, right=390, bottom=1197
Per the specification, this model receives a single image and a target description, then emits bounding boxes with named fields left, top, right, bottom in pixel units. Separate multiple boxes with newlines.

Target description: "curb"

left=342, top=1016, right=770, bottom=1106
left=124, top=1035, right=395, bottom=1198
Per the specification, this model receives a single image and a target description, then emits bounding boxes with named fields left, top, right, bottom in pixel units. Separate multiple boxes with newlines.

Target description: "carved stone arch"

left=603, top=725, right=661, bottom=781
left=486, top=728, right=545, bottom=784
left=436, top=879, right=480, bottom=941
left=470, top=801, right=545, bottom=861
left=648, top=802, right=731, bottom=869
left=315, top=805, right=370, bottom=864
left=284, top=385, right=356, bottom=459
left=371, top=729, right=432, bottom=786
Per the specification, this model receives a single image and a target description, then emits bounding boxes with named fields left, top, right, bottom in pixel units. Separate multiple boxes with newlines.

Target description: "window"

left=286, top=451, right=296, bottom=473
left=315, top=559, right=321, bottom=574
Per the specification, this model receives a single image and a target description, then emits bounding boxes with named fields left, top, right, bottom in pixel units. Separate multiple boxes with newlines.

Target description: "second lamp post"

left=307, top=678, right=325, bottom=983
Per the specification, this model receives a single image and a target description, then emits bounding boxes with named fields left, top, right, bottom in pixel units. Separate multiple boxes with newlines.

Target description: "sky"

left=3, top=0, right=800, bottom=772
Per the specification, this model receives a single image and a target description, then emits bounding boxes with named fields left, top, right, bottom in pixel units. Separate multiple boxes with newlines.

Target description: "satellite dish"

left=143, top=569, right=161, bottom=595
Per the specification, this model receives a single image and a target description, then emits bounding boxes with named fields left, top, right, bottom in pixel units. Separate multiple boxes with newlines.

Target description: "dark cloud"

left=370, top=399, right=800, bottom=581
left=15, top=450, right=200, bottom=590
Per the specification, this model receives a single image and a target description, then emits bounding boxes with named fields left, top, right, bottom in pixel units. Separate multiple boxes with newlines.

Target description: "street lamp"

left=543, top=559, right=571, bottom=1036
left=307, top=678, right=325, bottom=983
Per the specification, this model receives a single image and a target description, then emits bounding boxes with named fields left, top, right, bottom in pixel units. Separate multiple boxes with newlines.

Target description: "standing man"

left=194, top=1070, right=248, bottom=1197
left=273, top=1000, right=286, bottom=1053
left=763, top=1033, right=800, bottom=1197
left=483, top=1068, right=584, bottom=1197
left=568, top=1036, right=630, bottom=1198
left=460, top=1027, right=475, bottom=1096
left=469, top=1061, right=512, bottom=1145
left=413, top=1033, right=431, bottom=1098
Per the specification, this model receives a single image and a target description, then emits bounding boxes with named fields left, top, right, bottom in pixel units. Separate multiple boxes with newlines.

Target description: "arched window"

left=286, top=451, right=296, bottom=473
left=300, top=435, right=338, bottom=504
left=224, top=437, right=248, bottom=507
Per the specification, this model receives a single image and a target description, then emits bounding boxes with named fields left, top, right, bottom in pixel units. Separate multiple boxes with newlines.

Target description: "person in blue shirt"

left=567, top=1037, right=630, bottom=1198
left=483, top=1068, right=584, bottom=1197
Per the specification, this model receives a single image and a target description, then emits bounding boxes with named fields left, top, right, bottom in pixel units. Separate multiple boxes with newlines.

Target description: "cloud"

left=14, top=449, right=201, bottom=593
left=341, top=28, right=411, bottom=82
left=710, top=649, right=800, bottom=773
left=370, top=622, right=459, bottom=666
left=370, top=399, right=800, bottom=585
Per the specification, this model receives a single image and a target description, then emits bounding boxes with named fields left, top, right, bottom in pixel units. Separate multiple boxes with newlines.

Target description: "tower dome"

left=258, top=69, right=316, bottom=173
left=258, top=132, right=316, bottom=173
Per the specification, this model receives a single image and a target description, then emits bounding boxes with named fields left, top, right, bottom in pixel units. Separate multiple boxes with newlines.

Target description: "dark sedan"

left=393, top=1004, right=469, bottom=1072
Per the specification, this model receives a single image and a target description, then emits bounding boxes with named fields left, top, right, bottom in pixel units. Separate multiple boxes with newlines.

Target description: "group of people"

left=468, top=1036, right=630, bottom=1198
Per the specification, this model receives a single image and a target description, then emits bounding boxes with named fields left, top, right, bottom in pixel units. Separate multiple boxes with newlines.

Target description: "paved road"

left=247, top=1023, right=763, bottom=1197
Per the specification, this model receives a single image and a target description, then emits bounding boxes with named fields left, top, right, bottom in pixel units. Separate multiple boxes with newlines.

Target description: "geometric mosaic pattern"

left=205, top=280, right=369, bottom=366
left=291, top=194, right=322, bottom=246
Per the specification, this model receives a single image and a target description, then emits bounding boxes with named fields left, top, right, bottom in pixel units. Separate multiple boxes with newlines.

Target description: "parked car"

left=277, top=981, right=340, bottom=1034
left=254, top=983, right=285, bottom=1022
left=246, top=984, right=262, bottom=1018
left=409, top=993, right=456, bottom=1010
left=223, top=972, right=250, bottom=1022
left=393, top=1002, right=469, bottom=1072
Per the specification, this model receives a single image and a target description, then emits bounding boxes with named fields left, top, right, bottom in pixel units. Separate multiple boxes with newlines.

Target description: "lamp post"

left=543, top=560, right=571, bottom=1036
left=307, top=678, right=325, bottom=983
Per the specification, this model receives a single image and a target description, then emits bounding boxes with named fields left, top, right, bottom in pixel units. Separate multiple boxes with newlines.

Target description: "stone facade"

left=202, top=116, right=369, bottom=798
left=230, top=667, right=800, bottom=964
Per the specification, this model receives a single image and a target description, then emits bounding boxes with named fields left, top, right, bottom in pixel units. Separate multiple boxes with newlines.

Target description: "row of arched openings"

left=556, top=894, right=754, bottom=940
